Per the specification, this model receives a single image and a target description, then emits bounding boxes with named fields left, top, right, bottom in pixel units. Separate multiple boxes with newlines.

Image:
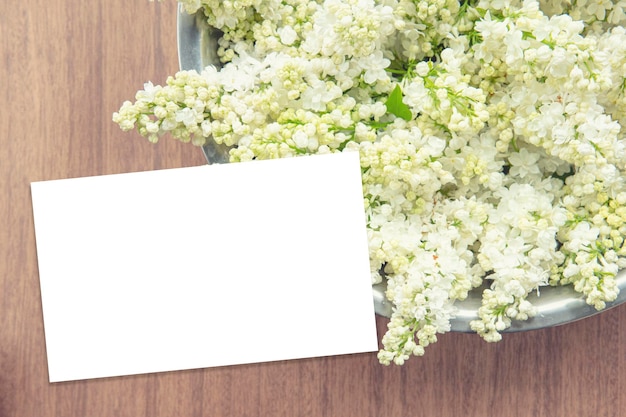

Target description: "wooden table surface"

left=2, top=1, right=626, bottom=416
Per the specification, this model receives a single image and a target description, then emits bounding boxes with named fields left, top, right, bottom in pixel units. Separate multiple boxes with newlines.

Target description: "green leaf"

left=385, top=84, right=413, bottom=121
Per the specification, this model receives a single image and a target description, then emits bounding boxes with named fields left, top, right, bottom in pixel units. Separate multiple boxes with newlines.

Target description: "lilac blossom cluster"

left=115, top=0, right=626, bottom=365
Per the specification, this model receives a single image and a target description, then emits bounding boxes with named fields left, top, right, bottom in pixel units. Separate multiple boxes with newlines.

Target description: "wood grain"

left=1, top=1, right=625, bottom=416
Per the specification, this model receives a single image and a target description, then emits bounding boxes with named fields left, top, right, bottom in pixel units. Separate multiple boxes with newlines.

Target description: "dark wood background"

left=2, top=1, right=625, bottom=416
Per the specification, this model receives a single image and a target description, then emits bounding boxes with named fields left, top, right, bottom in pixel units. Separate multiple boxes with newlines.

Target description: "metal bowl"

left=176, top=5, right=626, bottom=331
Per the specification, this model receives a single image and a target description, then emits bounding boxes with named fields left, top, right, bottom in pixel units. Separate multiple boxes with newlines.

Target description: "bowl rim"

left=176, top=5, right=626, bottom=332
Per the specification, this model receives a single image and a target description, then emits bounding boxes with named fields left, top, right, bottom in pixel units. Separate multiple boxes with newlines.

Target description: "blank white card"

left=31, top=151, right=378, bottom=382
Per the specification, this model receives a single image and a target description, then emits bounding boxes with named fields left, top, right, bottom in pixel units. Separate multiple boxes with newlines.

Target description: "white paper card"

left=31, top=152, right=377, bottom=382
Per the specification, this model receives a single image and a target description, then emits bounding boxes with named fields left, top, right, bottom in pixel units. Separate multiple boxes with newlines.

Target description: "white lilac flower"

left=117, top=0, right=626, bottom=364
left=508, top=147, right=541, bottom=179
